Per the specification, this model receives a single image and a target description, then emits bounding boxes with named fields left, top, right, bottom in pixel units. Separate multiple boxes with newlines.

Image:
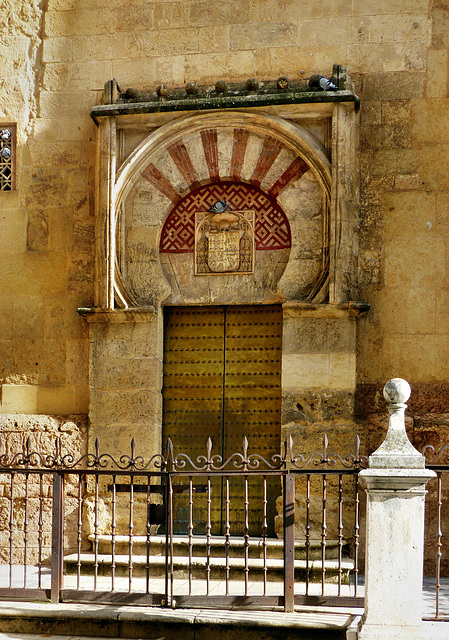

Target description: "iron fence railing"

left=423, top=444, right=449, bottom=621
left=0, top=436, right=366, bottom=612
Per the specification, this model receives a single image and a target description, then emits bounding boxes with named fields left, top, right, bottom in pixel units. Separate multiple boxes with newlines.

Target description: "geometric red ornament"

left=160, top=181, right=291, bottom=253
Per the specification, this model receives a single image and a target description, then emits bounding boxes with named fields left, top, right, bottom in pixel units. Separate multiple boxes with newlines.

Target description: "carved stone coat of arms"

left=194, top=209, right=255, bottom=275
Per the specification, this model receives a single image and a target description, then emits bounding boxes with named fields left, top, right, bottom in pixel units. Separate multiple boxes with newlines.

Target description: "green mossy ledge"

left=91, top=64, right=360, bottom=121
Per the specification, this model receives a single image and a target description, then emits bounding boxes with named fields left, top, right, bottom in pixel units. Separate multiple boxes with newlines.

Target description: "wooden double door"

left=162, top=305, right=282, bottom=536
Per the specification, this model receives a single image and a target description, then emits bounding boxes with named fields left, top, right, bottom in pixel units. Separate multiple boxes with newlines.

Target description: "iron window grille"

left=0, top=125, right=15, bottom=191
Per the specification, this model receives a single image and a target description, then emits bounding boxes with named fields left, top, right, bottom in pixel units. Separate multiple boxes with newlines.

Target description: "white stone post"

left=357, top=378, right=436, bottom=640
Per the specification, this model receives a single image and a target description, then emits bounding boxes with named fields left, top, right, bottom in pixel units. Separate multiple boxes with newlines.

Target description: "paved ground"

left=1, top=566, right=449, bottom=638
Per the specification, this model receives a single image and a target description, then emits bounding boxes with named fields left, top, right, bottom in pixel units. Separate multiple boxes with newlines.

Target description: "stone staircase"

left=64, top=535, right=354, bottom=584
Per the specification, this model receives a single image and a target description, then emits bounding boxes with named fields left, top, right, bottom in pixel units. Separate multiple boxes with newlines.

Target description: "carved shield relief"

left=195, top=210, right=255, bottom=275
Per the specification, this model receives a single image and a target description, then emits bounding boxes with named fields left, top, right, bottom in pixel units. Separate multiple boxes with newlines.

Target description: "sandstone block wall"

left=0, top=415, right=87, bottom=562
left=1, top=0, right=445, bottom=416
left=0, top=0, right=448, bottom=570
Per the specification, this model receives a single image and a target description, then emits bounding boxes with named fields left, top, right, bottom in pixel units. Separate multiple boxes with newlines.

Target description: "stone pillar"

left=358, top=378, right=435, bottom=640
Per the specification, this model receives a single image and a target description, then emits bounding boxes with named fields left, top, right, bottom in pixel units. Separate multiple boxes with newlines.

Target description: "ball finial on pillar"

left=383, top=378, right=411, bottom=404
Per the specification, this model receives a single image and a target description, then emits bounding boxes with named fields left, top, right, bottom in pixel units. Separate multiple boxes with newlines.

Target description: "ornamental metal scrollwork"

left=0, top=434, right=368, bottom=471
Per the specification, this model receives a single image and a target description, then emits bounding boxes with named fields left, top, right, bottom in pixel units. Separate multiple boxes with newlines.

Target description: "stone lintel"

left=77, top=307, right=157, bottom=323
left=97, top=103, right=338, bottom=129
left=282, top=301, right=370, bottom=318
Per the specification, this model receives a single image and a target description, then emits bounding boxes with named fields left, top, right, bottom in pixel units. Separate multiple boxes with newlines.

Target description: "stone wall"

left=0, top=414, right=87, bottom=563
left=1, top=0, right=448, bottom=573
left=354, top=0, right=449, bottom=425
left=1, top=0, right=446, bottom=422
left=0, top=1, right=94, bottom=416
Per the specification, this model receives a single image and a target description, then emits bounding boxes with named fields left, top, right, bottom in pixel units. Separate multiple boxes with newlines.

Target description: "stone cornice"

left=282, top=301, right=370, bottom=318
left=77, top=307, right=157, bottom=323
left=91, top=65, right=360, bottom=123
left=91, top=90, right=360, bottom=122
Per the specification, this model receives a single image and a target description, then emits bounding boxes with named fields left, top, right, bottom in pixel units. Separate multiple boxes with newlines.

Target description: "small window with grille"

left=0, top=125, right=15, bottom=191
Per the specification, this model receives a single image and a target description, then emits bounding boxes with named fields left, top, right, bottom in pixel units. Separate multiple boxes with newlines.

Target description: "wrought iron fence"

left=423, top=444, right=449, bottom=621
left=0, top=435, right=366, bottom=612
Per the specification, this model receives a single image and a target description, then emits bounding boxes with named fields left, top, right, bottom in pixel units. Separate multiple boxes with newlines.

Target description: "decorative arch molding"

left=114, top=111, right=332, bottom=206
left=104, top=111, right=334, bottom=308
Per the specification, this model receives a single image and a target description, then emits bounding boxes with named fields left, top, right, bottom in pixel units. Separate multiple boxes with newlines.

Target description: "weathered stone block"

left=384, top=236, right=445, bottom=289
left=362, top=71, right=426, bottom=100
left=348, top=42, right=426, bottom=74
left=89, top=320, right=160, bottom=361
left=356, top=14, right=429, bottom=44
left=89, top=389, right=162, bottom=426
left=0, top=341, right=14, bottom=382
left=283, top=317, right=356, bottom=354
left=87, top=422, right=162, bottom=461
left=1, top=385, right=38, bottom=413
left=426, top=49, right=449, bottom=98
left=26, top=211, right=49, bottom=251
left=431, top=5, right=449, bottom=48
left=419, top=144, right=449, bottom=190
left=182, top=51, right=256, bottom=83
left=69, top=60, right=114, bottom=91
left=190, top=1, right=251, bottom=26
left=42, top=36, right=73, bottom=63
left=116, top=4, right=153, bottom=31
left=368, top=148, right=418, bottom=177
left=357, top=383, right=449, bottom=418
left=47, top=0, right=77, bottom=10
left=91, top=356, right=162, bottom=391
left=197, top=26, right=230, bottom=54
left=353, top=0, right=427, bottom=15
left=39, top=90, right=94, bottom=118
left=282, top=390, right=355, bottom=424
left=394, top=173, right=420, bottom=189
left=383, top=190, right=436, bottom=235
left=297, top=17, right=353, bottom=46
left=0, top=297, right=13, bottom=342
left=411, top=98, right=449, bottom=143
left=230, top=22, right=297, bottom=50
left=282, top=353, right=329, bottom=390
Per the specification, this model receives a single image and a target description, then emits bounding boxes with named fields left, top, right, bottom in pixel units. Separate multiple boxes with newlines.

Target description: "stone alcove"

left=111, top=111, right=332, bottom=309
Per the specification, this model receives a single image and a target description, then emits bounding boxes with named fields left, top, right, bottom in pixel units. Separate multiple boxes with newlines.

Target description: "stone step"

left=89, top=534, right=347, bottom=561
left=0, top=600, right=356, bottom=640
left=64, top=551, right=354, bottom=584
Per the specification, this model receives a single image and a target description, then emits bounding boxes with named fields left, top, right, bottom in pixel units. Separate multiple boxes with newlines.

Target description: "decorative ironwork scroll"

left=0, top=434, right=368, bottom=472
